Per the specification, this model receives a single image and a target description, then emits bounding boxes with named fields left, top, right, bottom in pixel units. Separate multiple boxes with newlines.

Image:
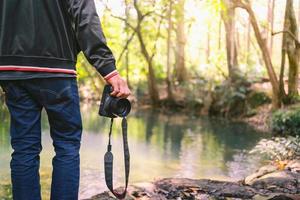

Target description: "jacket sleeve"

left=64, top=0, right=116, bottom=77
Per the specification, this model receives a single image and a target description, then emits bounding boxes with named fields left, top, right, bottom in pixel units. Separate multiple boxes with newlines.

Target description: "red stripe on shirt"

left=0, top=66, right=77, bottom=75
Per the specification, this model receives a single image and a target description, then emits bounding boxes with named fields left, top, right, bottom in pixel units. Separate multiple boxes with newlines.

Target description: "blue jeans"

left=0, top=78, right=82, bottom=200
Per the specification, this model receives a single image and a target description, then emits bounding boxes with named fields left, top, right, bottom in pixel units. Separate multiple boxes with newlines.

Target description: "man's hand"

left=106, top=74, right=131, bottom=98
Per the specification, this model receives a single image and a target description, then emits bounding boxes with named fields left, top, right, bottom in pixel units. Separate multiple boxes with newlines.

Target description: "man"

left=0, top=0, right=131, bottom=199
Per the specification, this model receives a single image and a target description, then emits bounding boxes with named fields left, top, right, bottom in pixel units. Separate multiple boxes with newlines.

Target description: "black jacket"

left=0, top=0, right=116, bottom=77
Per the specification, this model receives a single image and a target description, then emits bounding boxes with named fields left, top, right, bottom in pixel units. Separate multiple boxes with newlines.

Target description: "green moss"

left=271, top=108, right=300, bottom=136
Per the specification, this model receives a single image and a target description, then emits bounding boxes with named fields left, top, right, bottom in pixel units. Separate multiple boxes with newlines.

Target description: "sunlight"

left=95, top=0, right=125, bottom=16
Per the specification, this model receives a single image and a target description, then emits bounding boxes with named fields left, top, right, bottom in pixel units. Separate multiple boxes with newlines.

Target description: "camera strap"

left=104, top=118, right=130, bottom=199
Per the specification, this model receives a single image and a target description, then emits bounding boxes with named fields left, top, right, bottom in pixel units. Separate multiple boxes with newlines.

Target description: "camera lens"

left=111, top=98, right=131, bottom=117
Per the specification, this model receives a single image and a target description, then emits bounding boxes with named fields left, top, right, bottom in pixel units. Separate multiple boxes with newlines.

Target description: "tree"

left=267, top=0, right=275, bottom=54
left=221, top=0, right=240, bottom=82
left=274, top=0, right=300, bottom=102
left=113, top=0, right=161, bottom=105
left=175, top=0, right=188, bottom=83
left=166, top=0, right=174, bottom=101
left=246, top=16, right=251, bottom=64
left=284, top=0, right=299, bottom=99
left=133, top=0, right=160, bottom=104
left=206, top=24, right=211, bottom=64
left=233, top=0, right=281, bottom=108
left=125, top=0, right=131, bottom=89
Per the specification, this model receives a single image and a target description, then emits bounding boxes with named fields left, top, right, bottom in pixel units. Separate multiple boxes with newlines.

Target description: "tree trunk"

left=218, top=15, right=222, bottom=49
left=298, top=0, right=300, bottom=38
left=285, top=0, right=299, bottom=99
left=166, top=0, right=174, bottom=101
left=268, top=0, right=276, bottom=54
left=136, top=29, right=160, bottom=105
left=206, top=24, right=211, bottom=64
left=234, top=0, right=280, bottom=108
left=279, top=15, right=287, bottom=103
left=125, top=0, right=131, bottom=89
left=133, top=0, right=159, bottom=105
left=221, top=0, right=240, bottom=81
left=246, top=17, right=251, bottom=64
left=175, top=0, right=188, bottom=83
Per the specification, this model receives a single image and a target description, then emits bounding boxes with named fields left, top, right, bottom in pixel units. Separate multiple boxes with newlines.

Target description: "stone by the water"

left=85, top=160, right=300, bottom=200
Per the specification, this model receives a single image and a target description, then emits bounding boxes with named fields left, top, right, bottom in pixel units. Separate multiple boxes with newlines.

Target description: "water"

left=0, top=102, right=271, bottom=199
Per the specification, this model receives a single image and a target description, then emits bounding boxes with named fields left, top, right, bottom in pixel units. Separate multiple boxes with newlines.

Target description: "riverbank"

left=86, top=160, right=300, bottom=200
left=242, top=103, right=300, bottom=136
left=242, top=104, right=272, bottom=133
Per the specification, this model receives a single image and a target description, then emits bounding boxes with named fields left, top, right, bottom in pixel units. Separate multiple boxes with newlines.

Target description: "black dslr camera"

left=99, top=85, right=131, bottom=118
left=99, top=85, right=131, bottom=199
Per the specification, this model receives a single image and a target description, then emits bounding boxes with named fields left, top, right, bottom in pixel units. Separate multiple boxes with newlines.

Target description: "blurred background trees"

left=77, top=0, right=300, bottom=115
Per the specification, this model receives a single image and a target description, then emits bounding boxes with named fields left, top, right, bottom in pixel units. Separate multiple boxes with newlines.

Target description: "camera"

left=99, top=85, right=131, bottom=118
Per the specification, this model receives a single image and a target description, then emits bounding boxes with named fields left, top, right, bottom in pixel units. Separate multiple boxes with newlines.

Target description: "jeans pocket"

left=39, top=79, right=80, bottom=117
left=39, top=81, right=73, bottom=104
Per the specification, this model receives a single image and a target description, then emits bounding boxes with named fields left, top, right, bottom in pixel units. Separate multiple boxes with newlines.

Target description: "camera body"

left=99, top=85, right=131, bottom=118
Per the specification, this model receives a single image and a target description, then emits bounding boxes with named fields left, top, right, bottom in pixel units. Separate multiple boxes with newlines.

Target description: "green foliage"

left=209, top=76, right=272, bottom=118
left=250, top=136, right=300, bottom=161
left=271, top=108, right=300, bottom=136
left=210, top=77, right=252, bottom=117
left=247, top=91, right=271, bottom=108
left=181, top=79, right=208, bottom=111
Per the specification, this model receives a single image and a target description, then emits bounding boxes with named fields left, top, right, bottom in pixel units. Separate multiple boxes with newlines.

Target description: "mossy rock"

left=271, top=108, right=300, bottom=136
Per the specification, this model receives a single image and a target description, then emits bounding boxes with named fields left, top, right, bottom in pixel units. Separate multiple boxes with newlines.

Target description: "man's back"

left=0, top=0, right=77, bottom=66
left=0, top=0, right=116, bottom=78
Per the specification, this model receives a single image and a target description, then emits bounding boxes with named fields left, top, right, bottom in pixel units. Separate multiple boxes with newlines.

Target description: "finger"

left=116, top=90, right=124, bottom=98
left=127, top=88, right=132, bottom=95
left=124, top=88, right=131, bottom=98
left=124, top=85, right=131, bottom=97
left=110, top=90, right=119, bottom=96
left=116, top=86, right=126, bottom=98
left=110, top=84, right=120, bottom=96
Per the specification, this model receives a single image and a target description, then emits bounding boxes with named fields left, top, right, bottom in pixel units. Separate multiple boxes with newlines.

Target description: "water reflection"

left=0, top=103, right=270, bottom=199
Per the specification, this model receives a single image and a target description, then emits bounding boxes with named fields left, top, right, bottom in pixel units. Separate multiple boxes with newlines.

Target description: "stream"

left=0, top=102, right=271, bottom=199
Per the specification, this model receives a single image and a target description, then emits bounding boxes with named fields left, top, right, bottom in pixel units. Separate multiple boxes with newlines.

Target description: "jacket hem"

left=0, top=56, right=76, bottom=71
left=0, top=66, right=77, bottom=74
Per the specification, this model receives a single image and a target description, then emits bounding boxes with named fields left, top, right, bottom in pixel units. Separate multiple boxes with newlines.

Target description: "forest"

left=78, top=0, right=300, bottom=132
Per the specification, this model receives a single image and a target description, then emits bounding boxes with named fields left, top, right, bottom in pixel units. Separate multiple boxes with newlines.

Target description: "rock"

left=248, top=170, right=299, bottom=194
left=155, top=178, right=256, bottom=199
left=253, top=194, right=300, bottom=200
left=87, top=160, right=300, bottom=200
left=194, top=194, right=215, bottom=200
left=286, top=160, right=300, bottom=173
left=245, top=165, right=278, bottom=185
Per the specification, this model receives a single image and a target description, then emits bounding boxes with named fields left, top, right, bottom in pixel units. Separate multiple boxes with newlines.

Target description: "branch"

left=142, top=11, right=155, bottom=20
left=110, top=15, right=136, bottom=31
left=150, top=19, right=163, bottom=61
left=215, top=64, right=228, bottom=79
left=232, top=0, right=250, bottom=10
left=117, top=31, right=137, bottom=63
left=134, top=0, right=143, bottom=21
left=272, top=30, right=300, bottom=46
left=150, top=7, right=168, bottom=60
